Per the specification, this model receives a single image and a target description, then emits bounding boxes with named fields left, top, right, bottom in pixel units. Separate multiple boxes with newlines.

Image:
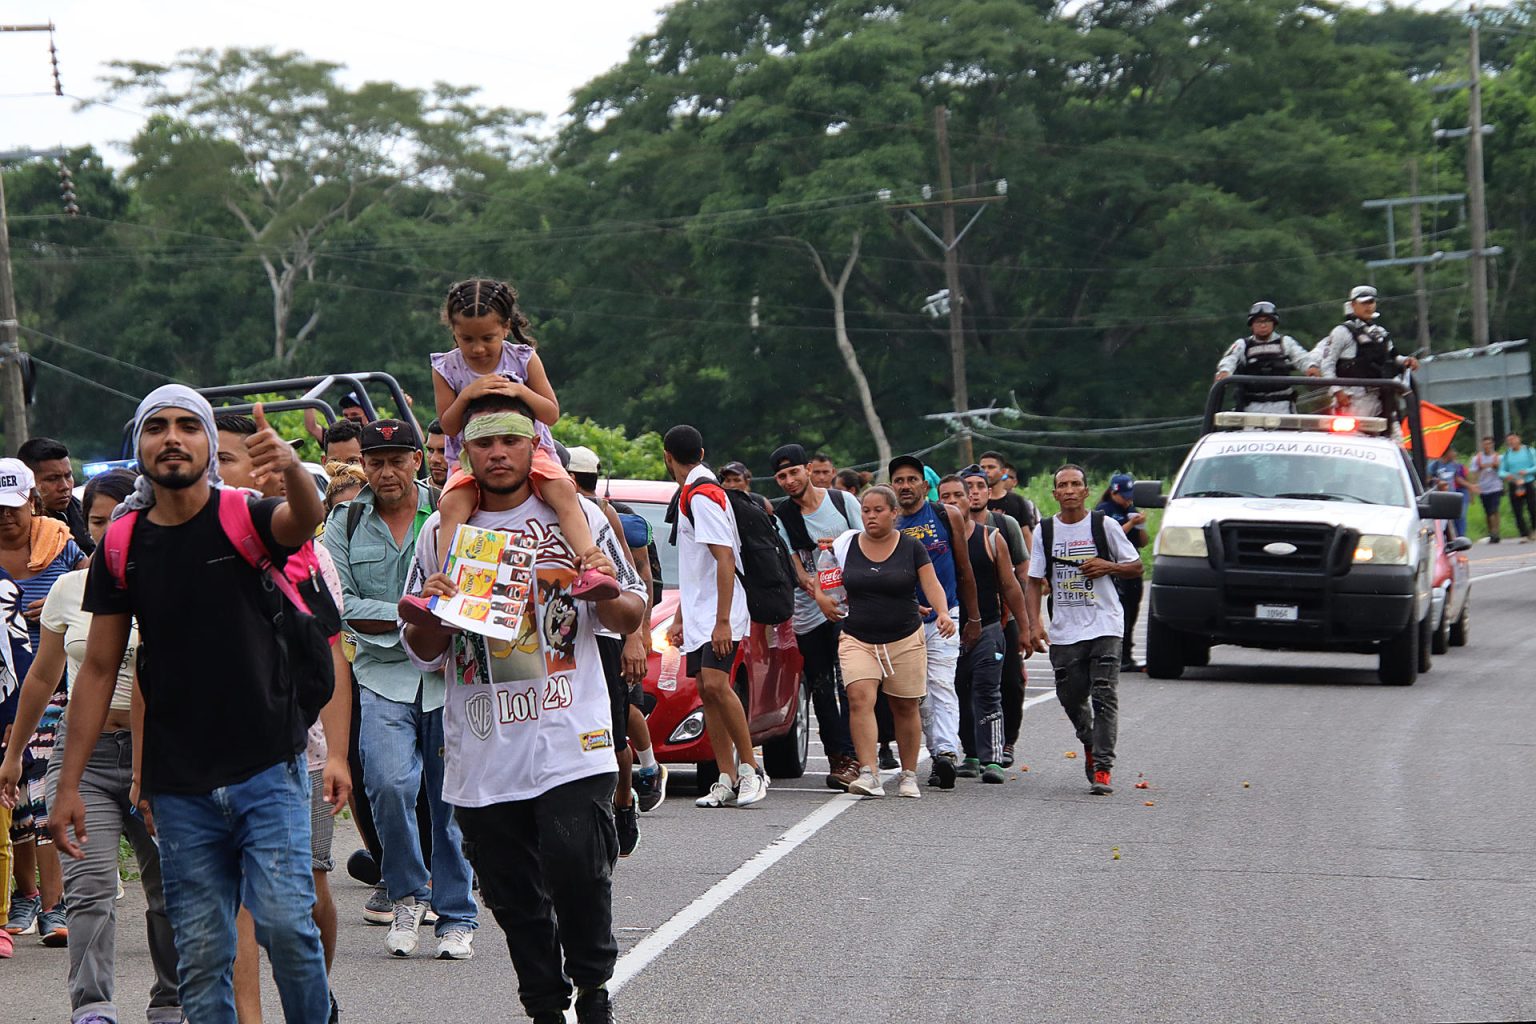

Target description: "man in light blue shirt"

left=321, top=420, right=478, bottom=961
left=1500, top=432, right=1536, bottom=541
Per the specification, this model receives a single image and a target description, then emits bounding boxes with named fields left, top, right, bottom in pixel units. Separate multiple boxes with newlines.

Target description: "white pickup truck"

left=1136, top=409, right=1463, bottom=686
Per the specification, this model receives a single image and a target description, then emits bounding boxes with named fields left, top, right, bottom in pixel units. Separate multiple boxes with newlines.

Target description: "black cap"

left=339, top=392, right=363, bottom=409
left=888, top=453, right=925, bottom=478
left=720, top=461, right=749, bottom=478
left=359, top=419, right=418, bottom=452
left=769, top=443, right=808, bottom=473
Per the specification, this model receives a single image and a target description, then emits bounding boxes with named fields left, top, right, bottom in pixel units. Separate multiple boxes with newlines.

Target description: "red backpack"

left=103, top=488, right=340, bottom=724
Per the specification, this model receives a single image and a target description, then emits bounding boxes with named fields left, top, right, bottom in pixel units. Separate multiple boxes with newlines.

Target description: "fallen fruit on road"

left=1134, top=781, right=1150, bottom=790
left=1144, top=801, right=1155, bottom=806
left=1242, top=781, right=1251, bottom=788
left=1065, top=751, right=1077, bottom=759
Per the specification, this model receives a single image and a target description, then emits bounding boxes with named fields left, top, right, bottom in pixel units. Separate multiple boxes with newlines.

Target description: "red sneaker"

left=1090, top=769, right=1114, bottom=795
left=570, top=568, right=621, bottom=601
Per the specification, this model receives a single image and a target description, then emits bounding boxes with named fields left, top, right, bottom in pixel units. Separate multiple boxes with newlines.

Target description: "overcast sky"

left=0, top=0, right=1478, bottom=165
left=1, top=0, right=673, bottom=162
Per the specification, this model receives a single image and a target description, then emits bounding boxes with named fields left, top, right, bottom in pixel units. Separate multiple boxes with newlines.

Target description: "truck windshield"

left=1175, top=450, right=1410, bottom=507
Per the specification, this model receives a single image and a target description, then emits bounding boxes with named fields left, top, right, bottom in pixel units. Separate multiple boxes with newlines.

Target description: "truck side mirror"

left=1446, top=536, right=1472, bottom=553
left=1133, top=479, right=1165, bottom=509
left=1418, top=491, right=1463, bottom=521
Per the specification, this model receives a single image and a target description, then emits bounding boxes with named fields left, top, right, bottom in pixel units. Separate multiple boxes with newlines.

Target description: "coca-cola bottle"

left=815, top=542, right=847, bottom=617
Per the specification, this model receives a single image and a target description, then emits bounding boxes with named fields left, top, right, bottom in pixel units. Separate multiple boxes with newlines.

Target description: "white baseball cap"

left=566, top=446, right=601, bottom=475
left=0, top=458, right=36, bottom=508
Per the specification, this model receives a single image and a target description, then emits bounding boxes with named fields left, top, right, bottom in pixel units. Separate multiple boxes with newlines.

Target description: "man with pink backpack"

left=49, top=384, right=343, bottom=1024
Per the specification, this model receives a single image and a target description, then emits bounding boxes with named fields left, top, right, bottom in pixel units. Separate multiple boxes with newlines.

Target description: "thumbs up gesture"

left=244, top=402, right=296, bottom=487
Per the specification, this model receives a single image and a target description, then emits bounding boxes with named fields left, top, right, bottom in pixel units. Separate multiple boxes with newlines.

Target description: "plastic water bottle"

left=816, top=543, right=848, bottom=618
left=658, top=644, right=681, bottom=692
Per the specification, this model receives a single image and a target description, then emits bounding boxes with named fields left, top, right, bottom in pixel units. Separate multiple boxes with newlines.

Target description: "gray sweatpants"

left=1048, top=636, right=1122, bottom=772
left=46, top=721, right=182, bottom=1024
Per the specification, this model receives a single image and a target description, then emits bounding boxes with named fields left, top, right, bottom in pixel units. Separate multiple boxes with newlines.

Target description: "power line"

left=26, top=354, right=142, bottom=402
left=14, top=323, right=185, bottom=383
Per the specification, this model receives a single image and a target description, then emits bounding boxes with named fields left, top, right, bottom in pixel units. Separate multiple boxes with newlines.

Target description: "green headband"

left=463, top=412, right=535, bottom=443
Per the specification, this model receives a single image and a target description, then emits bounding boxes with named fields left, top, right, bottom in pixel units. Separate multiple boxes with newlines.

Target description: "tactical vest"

left=1237, top=336, right=1295, bottom=403
left=1336, top=320, right=1392, bottom=379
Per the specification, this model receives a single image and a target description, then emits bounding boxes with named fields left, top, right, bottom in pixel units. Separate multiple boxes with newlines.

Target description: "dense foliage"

left=6, top=0, right=1533, bottom=481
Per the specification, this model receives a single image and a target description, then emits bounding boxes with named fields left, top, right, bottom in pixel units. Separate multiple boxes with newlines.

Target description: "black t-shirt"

left=84, top=491, right=304, bottom=795
left=841, top=533, right=931, bottom=645
left=989, top=491, right=1036, bottom=530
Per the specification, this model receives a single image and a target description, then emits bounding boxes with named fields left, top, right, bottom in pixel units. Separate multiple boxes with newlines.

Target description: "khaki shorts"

left=839, top=627, right=928, bottom=699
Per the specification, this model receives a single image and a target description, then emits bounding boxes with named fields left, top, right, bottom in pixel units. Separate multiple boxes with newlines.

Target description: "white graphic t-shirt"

left=676, top=465, right=750, bottom=652
left=1027, top=514, right=1140, bottom=646
left=402, top=494, right=644, bottom=807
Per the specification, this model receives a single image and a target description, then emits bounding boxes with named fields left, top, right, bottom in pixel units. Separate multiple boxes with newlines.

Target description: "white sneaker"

left=435, top=927, right=475, bottom=960
left=848, top=767, right=885, bottom=798
left=897, top=770, right=921, bottom=799
left=385, top=898, right=427, bottom=957
left=735, top=766, right=767, bottom=807
left=695, top=780, right=735, bottom=808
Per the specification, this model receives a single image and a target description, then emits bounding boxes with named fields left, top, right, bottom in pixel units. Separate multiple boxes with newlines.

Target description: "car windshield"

left=1175, top=448, right=1410, bottom=507
left=615, top=498, right=680, bottom=588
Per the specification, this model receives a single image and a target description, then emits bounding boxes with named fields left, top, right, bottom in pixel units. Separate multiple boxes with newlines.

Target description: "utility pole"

left=1409, top=160, right=1431, bottom=355
left=1, top=22, right=66, bottom=451
left=884, top=105, right=1006, bottom=466
left=1466, top=4, right=1494, bottom=438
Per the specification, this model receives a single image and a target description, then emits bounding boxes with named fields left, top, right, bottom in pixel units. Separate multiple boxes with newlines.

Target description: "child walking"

left=400, top=278, right=617, bottom=623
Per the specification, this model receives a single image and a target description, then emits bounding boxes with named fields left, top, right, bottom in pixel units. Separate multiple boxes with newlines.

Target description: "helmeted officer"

left=1214, top=301, right=1319, bottom=413
left=1316, top=285, right=1420, bottom=417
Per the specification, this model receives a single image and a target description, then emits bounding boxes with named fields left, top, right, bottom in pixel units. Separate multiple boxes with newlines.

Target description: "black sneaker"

left=981, top=763, right=1006, bottom=784
left=328, top=989, right=341, bottom=1024
left=615, top=804, right=639, bottom=858
left=346, top=848, right=381, bottom=887
left=878, top=744, right=898, bottom=771
left=999, top=744, right=1015, bottom=768
left=634, top=764, right=668, bottom=813
left=932, top=753, right=957, bottom=790
left=956, top=757, right=982, bottom=779
left=575, top=986, right=614, bottom=1024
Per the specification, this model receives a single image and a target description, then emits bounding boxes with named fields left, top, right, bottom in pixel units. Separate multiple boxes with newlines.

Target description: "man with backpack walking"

left=1026, top=465, right=1144, bottom=796
left=50, top=384, right=336, bottom=1024
left=889, top=455, right=981, bottom=789
left=321, top=419, right=478, bottom=961
left=663, top=426, right=774, bottom=808
left=770, top=443, right=863, bottom=791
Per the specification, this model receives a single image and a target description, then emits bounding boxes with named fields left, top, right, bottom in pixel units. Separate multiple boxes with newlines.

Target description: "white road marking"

left=1471, top=562, right=1536, bottom=584
left=610, top=688, right=1061, bottom=997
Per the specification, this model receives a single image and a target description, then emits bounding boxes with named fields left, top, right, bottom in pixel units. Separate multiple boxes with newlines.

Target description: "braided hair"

left=442, top=278, right=536, bottom=346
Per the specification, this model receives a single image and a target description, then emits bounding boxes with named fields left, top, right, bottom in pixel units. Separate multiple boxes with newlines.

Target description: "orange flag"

left=1402, top=400, right=1465, bottom=460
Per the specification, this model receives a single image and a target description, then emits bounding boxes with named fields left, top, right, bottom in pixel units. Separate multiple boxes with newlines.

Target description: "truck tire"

left=1417, top=613, right=1433, bottom=673
left=1145, top=616, right=1185, bottom=679
left=762, top=679, right=810, bottom=779
left=1449, top=597, right=1470, bottom=647
left=1379, top=616, right=1419, bottom=686
left=1431, top=604, right=1450, bottom=655
left=1184, top=638, right=1212, bottom=668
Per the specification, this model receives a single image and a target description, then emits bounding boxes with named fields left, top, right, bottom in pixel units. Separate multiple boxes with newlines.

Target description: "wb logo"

left=465, top=692, right=494, bottom=741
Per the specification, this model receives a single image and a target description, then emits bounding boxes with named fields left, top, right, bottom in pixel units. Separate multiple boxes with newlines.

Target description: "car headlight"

left=668, top=710, right=705, bottom=744
left=651, top=622, right=673, bottom=653
left=1158, top=526, right=1208, bottom=558
left=1354, top=534, right=1409, bottom=565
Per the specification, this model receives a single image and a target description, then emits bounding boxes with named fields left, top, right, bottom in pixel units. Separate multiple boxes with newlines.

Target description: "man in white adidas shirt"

left=401, top=394, right=645, bottom=1024
left=1025, top=465, right=1143, bottom=797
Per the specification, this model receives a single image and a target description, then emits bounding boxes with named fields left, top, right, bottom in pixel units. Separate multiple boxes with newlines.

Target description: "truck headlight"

left=1158, top=526, right=1208, bottom=558
left=1354, top=534, right=1409, bottom=565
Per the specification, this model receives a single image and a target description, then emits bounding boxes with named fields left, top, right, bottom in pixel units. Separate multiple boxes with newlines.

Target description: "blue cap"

left=1110, top=473, right=1134, bottom=497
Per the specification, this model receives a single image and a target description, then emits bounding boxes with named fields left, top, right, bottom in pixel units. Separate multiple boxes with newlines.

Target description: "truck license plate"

left=1256, top=604, right=1298, bottom=621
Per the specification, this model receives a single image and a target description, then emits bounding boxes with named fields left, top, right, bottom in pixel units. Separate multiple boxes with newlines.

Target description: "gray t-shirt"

left=1471, top=451, right=1501, bottom=494
left=775, top=489, right=863, bottom=634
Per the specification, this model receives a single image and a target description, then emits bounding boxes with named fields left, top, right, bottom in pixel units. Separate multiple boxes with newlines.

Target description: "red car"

left=1428, top=519, right=1472, bottom=654
left=598, top=479, right=809, bottom=790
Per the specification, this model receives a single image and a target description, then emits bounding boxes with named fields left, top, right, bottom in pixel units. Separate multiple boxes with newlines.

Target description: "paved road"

left=9, top=543, right=1536, bottom=1023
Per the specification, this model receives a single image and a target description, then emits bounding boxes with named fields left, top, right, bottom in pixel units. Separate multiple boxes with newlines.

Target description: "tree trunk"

left=792, top=232, right=893, bottom=478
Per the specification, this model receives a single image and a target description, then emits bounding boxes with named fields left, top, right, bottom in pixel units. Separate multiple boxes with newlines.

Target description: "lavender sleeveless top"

left=430, top=342, right=554, bottom=461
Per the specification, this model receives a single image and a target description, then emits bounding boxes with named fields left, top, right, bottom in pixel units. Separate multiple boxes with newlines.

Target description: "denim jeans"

left=1048, top=636, right=1122, bottom=771
left=150, top=755, right=328, bottom=1024
left=45, top=721, right=180, bottom=1023
left=456, top=773, right=618, bottom=1018
left=358, top=687, right=477, bottom=934
left=955, top=622, right=1005, bottom=764
left=797, top=620, right=854, bottom=759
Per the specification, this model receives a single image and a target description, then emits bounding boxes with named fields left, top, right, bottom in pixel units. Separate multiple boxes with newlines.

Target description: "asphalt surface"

left=8, top=542, right=1535, bottom=1023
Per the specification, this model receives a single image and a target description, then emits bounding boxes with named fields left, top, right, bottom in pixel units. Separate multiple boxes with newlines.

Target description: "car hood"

left=1162, top=496, right=1416, bottom=536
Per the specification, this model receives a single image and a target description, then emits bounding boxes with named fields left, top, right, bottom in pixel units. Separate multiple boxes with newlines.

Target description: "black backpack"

left=681, top=477, right=796, bottom=625
left=1038, top=511, right=1112, bottom=614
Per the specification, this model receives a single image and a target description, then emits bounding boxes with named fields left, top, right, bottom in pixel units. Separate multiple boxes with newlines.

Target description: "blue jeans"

left=358, top=687, right=477, bottom=933
left=150, top=755, right=327, bottom=1024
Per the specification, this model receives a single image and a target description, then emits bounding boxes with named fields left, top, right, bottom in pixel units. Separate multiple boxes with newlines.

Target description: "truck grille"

left=1219, top=522, right=1344, bottom=573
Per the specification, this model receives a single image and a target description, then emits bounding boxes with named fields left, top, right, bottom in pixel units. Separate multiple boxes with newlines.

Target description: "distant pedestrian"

left=1026, top=465, right=1144, bottom=796
left=833, top=468, right=864, bottom=495
left=1431, top=447, right=1471, bottom=537
left=1471, top=436, right=1502, bottom=542
left=324, top=420, right=365, bottom=467
left=425, top=419, right=450, bottom=488
left=808, top=453, right=837, bottom=489
left=17, top=437, right=93, bottom=554
left=719, top=461, right=773, bottom=515
left=1501, top=432, right=1536, bottom=542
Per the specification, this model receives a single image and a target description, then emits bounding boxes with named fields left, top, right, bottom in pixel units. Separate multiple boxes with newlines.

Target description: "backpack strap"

left=1040, top=516, right=1055, bottom=575
left=826, top=487, right=856, bottom=528
left=345, top=500, right=366, bottom=542
left=103, top=510, right=141, bottom=592
left=1089, top=509, right=1111, bottom=561
left=928, top=500, right=953, bottom=547
left=215, top=489, right=313, bottom=615
left=680, top=478, right=727, bottom=526
left=773, top=495, right=815, bottom=553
